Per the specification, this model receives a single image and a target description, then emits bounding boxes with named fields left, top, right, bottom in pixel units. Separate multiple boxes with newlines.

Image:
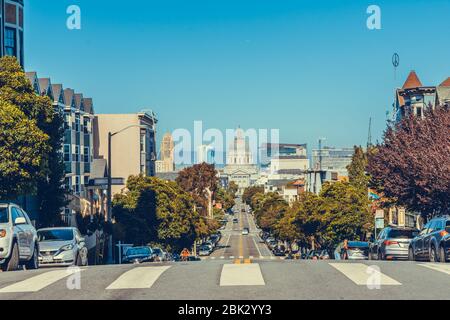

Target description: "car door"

left=415, top=222, right=430, bottom=257
left=75, top=229, right=88, bottom=265
left=422, top=221, right=437, bottom=259
left=20, top=209, right=36, bottom=258
left=11, top=207, right=29, bottom=258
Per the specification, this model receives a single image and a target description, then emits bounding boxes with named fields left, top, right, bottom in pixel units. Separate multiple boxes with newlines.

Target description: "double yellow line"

left=234, top=258, right=252, bottom=264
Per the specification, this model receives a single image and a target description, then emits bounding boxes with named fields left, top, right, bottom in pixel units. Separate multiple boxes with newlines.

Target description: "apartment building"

left=0, top=0, right=24, bottom=65
left=93, top=111, right=158, bottom=195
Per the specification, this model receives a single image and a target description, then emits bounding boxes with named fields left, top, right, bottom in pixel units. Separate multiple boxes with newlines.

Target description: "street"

left=0, top=201, right=449, bottom=300
left=208, top=200, right=273, bottom=260
left=0, top=259, right=449, bottom=300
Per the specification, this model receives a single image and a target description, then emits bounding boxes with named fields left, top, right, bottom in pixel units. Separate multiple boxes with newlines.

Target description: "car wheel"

left=25, top=245, right=39, bottom=270
left=408, top=247, right=415, bottom=261
left=76, top=253, right=83, bottom=266
left=439, top=246, right=446, bottom=263
left=378, top=251, right=384, bottom=261
left=430, top=246, right=437, bottom=263
left=1, top=242, right=20, bottom=272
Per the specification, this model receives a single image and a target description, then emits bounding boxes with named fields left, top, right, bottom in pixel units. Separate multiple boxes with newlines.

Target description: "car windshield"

left=153, top=248, right=162, bottom=254
left=200, top=246, right=210, bottom=251
left=388, top=229, right=418, bottom=239
left=126, top=247, right=150, bottom=256
left=0, top=206, right=8, bottom=223
left=38, top=229, right=74, bottom=241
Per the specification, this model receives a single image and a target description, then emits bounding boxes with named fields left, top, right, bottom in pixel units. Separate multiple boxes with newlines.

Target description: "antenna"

left=367, top=117, right=372, bottom=149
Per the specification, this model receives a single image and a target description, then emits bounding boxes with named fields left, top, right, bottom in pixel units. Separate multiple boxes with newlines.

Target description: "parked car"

left=409, top=216, right=450, bottom=262
left=198, top=245, right=212, bottom=256
left=122, top=246, right=153, bottom=264
left=369, top=227, right=419, bottom=260
left=38, top=227, right=88, bottom=267
left=335, top=241, right=369, bottom=260
left=242, top=228, right=249, bottom=235
left=233, top=218, right=238, bottom=224
left=273, top=247, right=286, bottom=256
left=151, top=247, right=168, bottom=262
left=210, top=233, right=221, bottom=244
left=0, top=203, right=39, bottom=271
left=202, top=241, right=214, bottom=252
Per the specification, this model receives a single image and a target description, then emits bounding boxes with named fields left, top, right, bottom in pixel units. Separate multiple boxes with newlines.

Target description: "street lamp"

left=106, top=124, right=153, bottom=264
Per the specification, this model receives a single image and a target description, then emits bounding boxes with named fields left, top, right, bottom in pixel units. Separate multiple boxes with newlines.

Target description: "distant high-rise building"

left=156, top=133, right=175, bottom=172
left=260, top=143, right=307, bottom=168
left=197, top=144, right=215, bottom=164
left=0, top=0, right=24, bottom=66
left=311, top=146, right=354, bottom=176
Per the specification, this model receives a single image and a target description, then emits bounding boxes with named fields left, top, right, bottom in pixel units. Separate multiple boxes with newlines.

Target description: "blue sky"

left=25, top=0, right=450, bottom=151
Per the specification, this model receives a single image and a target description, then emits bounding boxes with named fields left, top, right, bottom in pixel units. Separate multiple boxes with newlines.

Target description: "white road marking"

left=220, top=263, right=265, bottom=286
left=270, top=256, right=275, bottom=260
left=211, top=257, right=216, bottom=260
left=239, top=256, right=244, bottom=259
left=249, top=256, right=254, bottom=259
left=230, top=256, right=235, bottom=259
left=220, top=256, right=225, bottom=259
left=419, top=263, right=450, bottom=275
left=259, top=256, right=265, bottom=259
left=0, top=269, right=84, bottom=293
left=330, top=263, right=401, bottom=286
left=106, top=266, right=170, bottom=290
left=252, top=235, right=263, bottom=258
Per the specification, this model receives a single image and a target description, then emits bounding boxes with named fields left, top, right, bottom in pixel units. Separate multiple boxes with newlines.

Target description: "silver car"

left=0, top=203, right=39, bottom=271
left=37, top=227, right=88, bottom=267
left=369, top=227, right=419, bottom=260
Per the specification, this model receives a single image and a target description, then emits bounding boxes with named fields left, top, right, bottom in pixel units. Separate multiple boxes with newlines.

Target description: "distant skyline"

left=25, top=0, right=450, bottom=151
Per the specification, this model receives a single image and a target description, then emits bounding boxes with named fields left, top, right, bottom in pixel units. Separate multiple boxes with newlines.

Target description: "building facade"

left=311, top=146, right=354, bottom=177
left=260, top=143, right=307, bottom=168
left=156, top=132, right=175, bottom=173
left=394, top=71, right=450, bottom=122
left=93, top=111, right=157, bottom=195
left=24, top=72, right=95, bottom=225
left=222, top=128, right=259, bottom=194
left=0, top=0, right=24, bottom=65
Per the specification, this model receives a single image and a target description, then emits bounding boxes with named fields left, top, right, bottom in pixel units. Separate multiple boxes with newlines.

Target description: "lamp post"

left=106, top=124, right=153, bottom=264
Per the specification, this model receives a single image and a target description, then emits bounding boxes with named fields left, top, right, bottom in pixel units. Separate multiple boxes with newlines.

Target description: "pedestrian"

left=181, top=248, right=190, bottom=262
left=341, top=239, right=349, bottom=260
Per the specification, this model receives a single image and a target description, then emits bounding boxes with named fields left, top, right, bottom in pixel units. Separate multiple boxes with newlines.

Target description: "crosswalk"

left=0, top=262, right=449, bottom=295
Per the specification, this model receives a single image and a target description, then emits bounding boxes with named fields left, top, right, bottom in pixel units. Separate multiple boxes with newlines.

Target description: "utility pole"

left=106, top=132, right=113, bottom=264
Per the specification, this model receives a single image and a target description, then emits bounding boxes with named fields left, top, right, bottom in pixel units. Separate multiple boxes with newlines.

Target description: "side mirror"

left=78, top=237, right=85, bottom=243
left=14, top=217, right=27, bottom=225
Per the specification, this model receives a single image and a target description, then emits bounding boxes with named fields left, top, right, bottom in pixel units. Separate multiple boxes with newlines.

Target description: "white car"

left=242, top=228, right=249, bottom=235
left=0, top=203, right=39, bottom=271
left=37, top=227, right=88, bottom=267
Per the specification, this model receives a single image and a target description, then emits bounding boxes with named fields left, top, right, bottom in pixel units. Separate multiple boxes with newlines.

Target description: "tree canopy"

left=368, top=105, right=450, bottom=218
left=112, top=175, right=205, bottom=252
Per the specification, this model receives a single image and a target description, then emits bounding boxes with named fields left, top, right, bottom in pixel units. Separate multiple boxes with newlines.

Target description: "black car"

left=122, top=246, right=153, bottom=264
left=273, top=247, right=286, bottom=256
left=409, top=216, right=450, bottom=262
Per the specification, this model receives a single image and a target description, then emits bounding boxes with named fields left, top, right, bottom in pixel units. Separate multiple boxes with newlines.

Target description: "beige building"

left=269, top=156, right=309, bottom=174
left=93, top=111, right=158, bottom=195
left=156, top=132, right=175, bottom=172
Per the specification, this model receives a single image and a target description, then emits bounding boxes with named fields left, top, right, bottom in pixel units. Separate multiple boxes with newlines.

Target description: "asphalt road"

left=1, top=200, right=449, bottom=300
left=208, top=200, right=273, bottom=260
left=0, top=259, right=449, bottom=300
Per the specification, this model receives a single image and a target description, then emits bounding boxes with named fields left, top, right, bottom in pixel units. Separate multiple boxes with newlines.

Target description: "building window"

left=416, top=107, right=422, bottom=117
left=64, top=144, right=71, bottom=162
left=75, top=145, right=80, bottom=162
left=75, top=114, right=80, bottom=132
left=75, top=176, right=80, bottom=194
left=83, top=117, right=90, bottom=134
left=64, top=177, right=72, bottom=192
left=4, top=27, right=16, bottom=57
left=83, top=147, right=90, bottom=163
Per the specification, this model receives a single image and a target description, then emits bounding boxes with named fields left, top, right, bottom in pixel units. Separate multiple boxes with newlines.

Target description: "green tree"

left=347, top=146, right=370, bottom=192
left=253, top=192, right=288, bottom=233
left=0, top=57, right=66, bottom=225
left=242, top=186, right=264, bottom=207
left=318, top=182, right=372, bottom=248
left=0, top=100, right=49, bottom=199
left=113, top=175, right=203, bottom=252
